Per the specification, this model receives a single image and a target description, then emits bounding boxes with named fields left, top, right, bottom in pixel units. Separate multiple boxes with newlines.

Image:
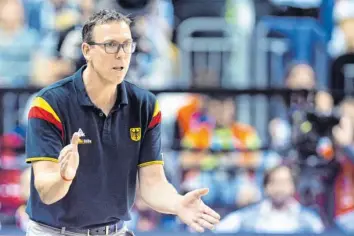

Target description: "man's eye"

left=106, top=42, right=117, bottom=47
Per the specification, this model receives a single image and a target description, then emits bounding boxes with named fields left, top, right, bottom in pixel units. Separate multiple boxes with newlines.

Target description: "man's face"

left=286, top=64, right=315, bottom=89
left=207, top=98, right=235, bottom=127
left=266, top=167, right=295, bottom=206
left=86, top=21, right=133, bottom=85
left=0, top=0, right=24, bottom=28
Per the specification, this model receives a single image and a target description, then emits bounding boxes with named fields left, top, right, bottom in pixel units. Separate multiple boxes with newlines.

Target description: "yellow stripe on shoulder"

left=138, top=160, right=164, bottom=168
left=153, top=101, right=160, bottom=117
left=32, top=97, right=61, bottom=123
left=26, top=157, right=59, bottom=163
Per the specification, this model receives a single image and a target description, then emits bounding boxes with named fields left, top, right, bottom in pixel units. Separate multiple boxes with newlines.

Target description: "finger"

left=202, top=204, right=221, bottom=220
left=71, top=132, right=80, bottom=152
left=60, top=158, right=69, bottom=173
left=190, top=222, right=204, bottom=233
left=59, top=146, right=72, bottom=161
left=197, top=218, right=215, bottom=231
left=59, top=150, right=73, bottom=163
left=198, top=213, right=219, bottom=225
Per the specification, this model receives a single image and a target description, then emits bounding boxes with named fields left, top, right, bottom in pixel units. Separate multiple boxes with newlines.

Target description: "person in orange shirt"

left=178, top=95, right=262, bottom=206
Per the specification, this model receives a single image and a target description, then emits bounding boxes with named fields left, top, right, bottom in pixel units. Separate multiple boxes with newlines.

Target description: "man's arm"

left=26, top=95, right=80, bottom=204
left=32, top=161, right=72, bottom=205
left=137, top=97, right=220, bottom=232
left=31, top=133, right=80, bottom=205
left=138, top=164, right=182, bottom=214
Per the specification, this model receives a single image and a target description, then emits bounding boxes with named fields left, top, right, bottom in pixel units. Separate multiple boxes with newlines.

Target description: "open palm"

left=176, top=188, right=220, bottom=233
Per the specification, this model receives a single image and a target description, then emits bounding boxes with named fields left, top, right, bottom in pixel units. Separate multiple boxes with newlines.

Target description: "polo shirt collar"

left=74, top=65, right=129, bottom=108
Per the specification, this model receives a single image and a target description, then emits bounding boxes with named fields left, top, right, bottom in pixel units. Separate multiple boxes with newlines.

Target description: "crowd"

left=1, top=0, right=354, bottom=234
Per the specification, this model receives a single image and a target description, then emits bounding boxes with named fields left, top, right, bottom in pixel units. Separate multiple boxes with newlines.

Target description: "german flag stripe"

left=148, top=101, right=161, bottom=129
left=31, top=97, right=61, bottom=123
left=153, top=101, right=160, bottom=117
left=148, top=111, right=161, bottom=129
left=28, top=97, right=63, bottom=138
left=28, top=107, right=63, bottom=137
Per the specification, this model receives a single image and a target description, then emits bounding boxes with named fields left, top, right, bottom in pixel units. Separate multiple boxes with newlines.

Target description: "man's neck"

left=83, top=66, right=118, bottom=115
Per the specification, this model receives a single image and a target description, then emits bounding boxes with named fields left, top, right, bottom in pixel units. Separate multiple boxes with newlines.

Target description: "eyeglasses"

left=87, top=41, right=137, bottom=54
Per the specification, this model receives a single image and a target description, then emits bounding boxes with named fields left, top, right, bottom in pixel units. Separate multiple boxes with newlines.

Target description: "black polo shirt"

left=25, top=65, right=163, bottom=229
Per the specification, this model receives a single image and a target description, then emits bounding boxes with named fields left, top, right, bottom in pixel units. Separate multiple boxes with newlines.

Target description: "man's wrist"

left=173, top=195, right=184, bottom=215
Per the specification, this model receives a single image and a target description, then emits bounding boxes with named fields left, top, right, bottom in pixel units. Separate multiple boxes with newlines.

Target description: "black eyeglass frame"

left=87, top=41, right=137, bottom=54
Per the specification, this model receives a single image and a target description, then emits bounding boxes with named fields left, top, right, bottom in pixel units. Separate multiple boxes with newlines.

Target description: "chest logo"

left=130, top=128, right=141, bottom=141
left=77, top=128, right=92, bottom=144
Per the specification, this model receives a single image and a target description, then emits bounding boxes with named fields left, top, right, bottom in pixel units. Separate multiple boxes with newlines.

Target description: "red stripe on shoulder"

left=29, top=107, right=64, bottom=138
left=148, top=112, right=161, bottom=129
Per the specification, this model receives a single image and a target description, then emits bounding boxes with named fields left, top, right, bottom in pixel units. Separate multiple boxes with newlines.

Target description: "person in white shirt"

left=215, top=164, right=325, bottom=234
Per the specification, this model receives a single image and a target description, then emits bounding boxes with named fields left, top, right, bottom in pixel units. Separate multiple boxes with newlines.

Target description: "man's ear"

left=82, top=43, right=91, bottom=61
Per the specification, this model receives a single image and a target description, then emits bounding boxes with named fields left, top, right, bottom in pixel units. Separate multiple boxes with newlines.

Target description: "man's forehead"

left=93, top=21, right=132, bottom=41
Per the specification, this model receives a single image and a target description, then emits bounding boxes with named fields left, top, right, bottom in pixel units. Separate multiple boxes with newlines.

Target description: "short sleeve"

left=138, top=99, right=164, bottom=168
left=25, top=96, right=64, bottom=163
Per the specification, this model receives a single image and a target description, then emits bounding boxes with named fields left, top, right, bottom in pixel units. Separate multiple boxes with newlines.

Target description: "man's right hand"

left=59, top=132, right=80, bottom=181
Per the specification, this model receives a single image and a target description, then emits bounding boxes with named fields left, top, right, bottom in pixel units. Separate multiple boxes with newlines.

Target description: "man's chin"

left=271, top=198, right=288, bottom=207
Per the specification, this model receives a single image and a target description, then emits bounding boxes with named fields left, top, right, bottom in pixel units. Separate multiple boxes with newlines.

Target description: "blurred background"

left=1, top=0, right=354, bottom=235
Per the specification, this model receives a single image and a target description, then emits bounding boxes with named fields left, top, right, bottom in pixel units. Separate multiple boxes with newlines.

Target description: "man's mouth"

left=113, top=66, right=124, bottom=71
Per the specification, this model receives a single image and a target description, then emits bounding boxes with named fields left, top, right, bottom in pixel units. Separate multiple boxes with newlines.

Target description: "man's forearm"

left=140, top=180, right=183, bottom=215
left=35, top=172, right=73, bottom=205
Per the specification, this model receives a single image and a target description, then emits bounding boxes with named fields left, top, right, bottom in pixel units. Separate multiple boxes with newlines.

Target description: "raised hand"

left=58, top=132, right=80, bottom=181
left=176, top=188, right=220, bottom=233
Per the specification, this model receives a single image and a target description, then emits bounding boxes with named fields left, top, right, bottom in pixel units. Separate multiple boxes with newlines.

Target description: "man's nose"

left=115, top=46, right=125, bottom=59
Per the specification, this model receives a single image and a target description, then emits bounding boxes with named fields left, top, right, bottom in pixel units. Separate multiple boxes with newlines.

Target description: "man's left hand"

left=175, top=188, right=220, bottom=233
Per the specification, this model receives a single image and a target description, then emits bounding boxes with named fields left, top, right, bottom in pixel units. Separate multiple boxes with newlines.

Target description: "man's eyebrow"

left=103, top=39, right=133, bottom=43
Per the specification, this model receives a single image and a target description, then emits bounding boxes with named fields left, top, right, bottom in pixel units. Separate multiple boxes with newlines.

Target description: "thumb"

left=71, top=132, right=80, bottom=152
left=188, top=188, right=209, bottom=200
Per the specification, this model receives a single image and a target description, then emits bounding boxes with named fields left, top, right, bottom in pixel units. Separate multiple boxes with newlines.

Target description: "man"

left=215, top=165, right=324, bottom=234
left=25, top=10, right=220, bottom=236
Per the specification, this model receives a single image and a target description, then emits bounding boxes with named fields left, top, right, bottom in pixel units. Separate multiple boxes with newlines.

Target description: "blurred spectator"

left=96, top=0, right=176, bottom=88
left=28, top=0, right=80, bottom=87
left=328, top=0, right=354, bottom=58
left=56, top=0, right=95, bottom=73
left=215, top=165, right=325, bottom=234
left=0, top=0, right=42, bottom=87
left=177, top=96, right=262, bottom=207
left=332, top=98, right=354, bottom=233
left=286, top=63, right=316, bottom=90
left=268, top=62, right=316, bottom=153
left=292, top=91, right=340, bottom=226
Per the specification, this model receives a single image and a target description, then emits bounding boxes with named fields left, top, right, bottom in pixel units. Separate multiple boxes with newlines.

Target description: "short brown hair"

left=82, top=9, right=132, bottom=43
left=263, top=164, right=297, bottom=187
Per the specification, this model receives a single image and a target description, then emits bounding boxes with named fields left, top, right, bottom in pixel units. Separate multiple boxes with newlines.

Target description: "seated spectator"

left=178, top=96, right=262, bottom=206
left=215, top=165, right=325, bottom=234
